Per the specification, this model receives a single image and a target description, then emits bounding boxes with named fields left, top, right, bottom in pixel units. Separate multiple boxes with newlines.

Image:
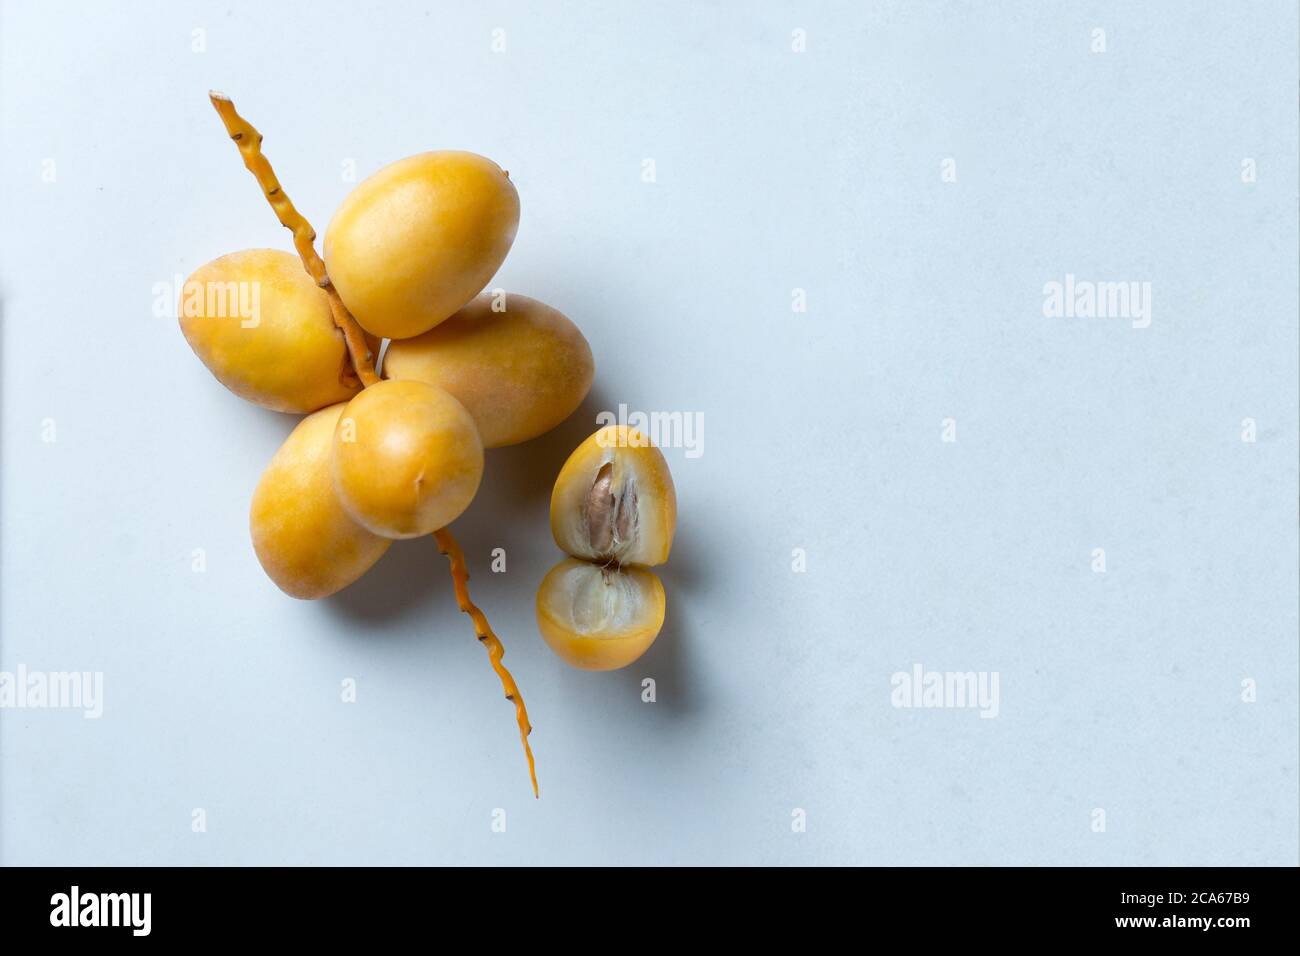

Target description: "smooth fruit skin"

left=383, top=293, right=594, bottom=448
left=550, top=426, right=677, bottom=566
left=250, top=404, right=391, bottom=599
left=179, top=249, right=362, bottom=413
left=331, top=380, right=484, bottom=538
left=536, top=558, right=666, bottom=671
left=324, top=151, right=520, bottom=340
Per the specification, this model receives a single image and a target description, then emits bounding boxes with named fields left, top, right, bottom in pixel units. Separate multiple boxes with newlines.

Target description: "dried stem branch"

left=434, top=528, right=539, bottom=798
left=207, top=91, right=379, bottom=387
left=209, top=91, right=537, bottom=796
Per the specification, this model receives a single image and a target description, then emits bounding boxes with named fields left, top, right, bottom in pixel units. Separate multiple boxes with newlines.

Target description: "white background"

left=1, top=1, right=1297, bottom=864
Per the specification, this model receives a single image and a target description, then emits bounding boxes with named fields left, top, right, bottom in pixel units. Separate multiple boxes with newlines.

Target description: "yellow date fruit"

left=179, top=248, right=364, bottom=413
left=324, top=152, right=520, bottom=339
left=331, top=379, right=484, bottom=538
left=550, top=426, right=676, bottom=567
left=382, top=293, right=594, bottom=448
left=535, top=558, right=666, bottom=671
left=250, top=403, right=391, bottom=599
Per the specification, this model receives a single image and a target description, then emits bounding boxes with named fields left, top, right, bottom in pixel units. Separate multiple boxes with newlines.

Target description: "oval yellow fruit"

left=550, top=426, right=677, bottom=567
left=536, top=557, right=666, bottom=670
left=250, top=404, right=391, bottom=599
left=179, top=248, right=365, bottom=413
left=331, top=379, right=484, bottom=538
left=382, top=293, right=594, bottom=448
left=324, top=151, right=520, bottom=339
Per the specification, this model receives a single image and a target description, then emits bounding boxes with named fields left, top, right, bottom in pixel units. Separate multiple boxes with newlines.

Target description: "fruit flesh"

left=535, top=558, right=666, bottom=670
left=383, top=293, right=594, bottom=448
left=331, top=379, right=484, bottom=538
left=550, top=426, right=677, bottom=567
left=324, top=151, right=520, bottom=339
left=250, top=404, right=391, bottom=598
left=180, top=249, right=365, bottom=413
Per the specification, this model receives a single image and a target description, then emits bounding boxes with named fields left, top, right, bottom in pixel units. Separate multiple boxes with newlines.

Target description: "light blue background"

left=1, top=0, right=1296, bottom=865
